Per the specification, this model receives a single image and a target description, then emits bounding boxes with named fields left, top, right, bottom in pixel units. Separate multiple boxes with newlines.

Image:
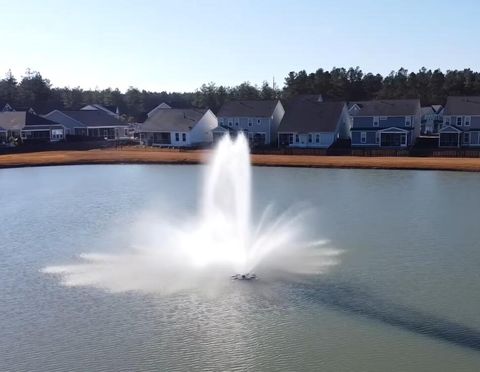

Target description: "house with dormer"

left=439, top=96, right=480, bottom=147
left=350, top=99, right=421, bottom=148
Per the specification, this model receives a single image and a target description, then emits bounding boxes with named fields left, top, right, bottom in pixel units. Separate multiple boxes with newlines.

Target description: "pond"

left=1, top=165, right=480, bottom=371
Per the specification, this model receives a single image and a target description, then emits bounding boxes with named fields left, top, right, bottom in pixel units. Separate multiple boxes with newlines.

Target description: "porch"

left=378, top=128, right=409, bottom=148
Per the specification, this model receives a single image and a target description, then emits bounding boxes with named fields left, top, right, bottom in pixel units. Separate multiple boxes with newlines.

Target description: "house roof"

left=58, top=110, right=127, bottom=127
left=350, top=99, right=420, bottom=116
left=444, top=96, right=480, bottom=115
left=279, top=100, right=346, bottom=134
left=217, top=100, right=279, bottom=117
left=81, top=104, right=119, bottom=116
left=140, top=108, right=208, bottom=132
left=147, top=102, right=172, bottom=117
left=0, top=112, right=59, bottom=130
left=421, top=105, right=444, bottom=116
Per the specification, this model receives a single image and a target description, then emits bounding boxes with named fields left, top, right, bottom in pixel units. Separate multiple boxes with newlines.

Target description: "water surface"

left=1, top=165, right=480, bottom=371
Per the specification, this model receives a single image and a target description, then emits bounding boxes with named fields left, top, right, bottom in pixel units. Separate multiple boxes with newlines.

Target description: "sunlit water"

left=2, top=164, right=480, bottom=371
left=42, top=135, right=340, bottom=293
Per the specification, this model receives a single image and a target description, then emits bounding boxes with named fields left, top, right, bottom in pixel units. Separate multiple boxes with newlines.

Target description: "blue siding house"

left=439, top=96, right=480, bottom=147
left=349, top=99, right=421, bottom=148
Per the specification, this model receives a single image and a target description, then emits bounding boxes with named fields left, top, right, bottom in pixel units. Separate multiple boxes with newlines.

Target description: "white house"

left=139, top=108, right=217, bottom=147
left=216, top=100, right=285, bottom=147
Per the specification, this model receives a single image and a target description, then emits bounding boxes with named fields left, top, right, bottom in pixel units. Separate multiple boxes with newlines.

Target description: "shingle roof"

left=217, top=100, right=279, bottom=117
left=59, top=110, right=126, bottom=127
left=444, top=96, right=480, bottom=115
left=140, top=108, right=208, bottom=132
left=0, top=112, right=59, bottom=130
left=350, top=99, right=420, bottom=116
left=279, top=100, right=346, bottom=133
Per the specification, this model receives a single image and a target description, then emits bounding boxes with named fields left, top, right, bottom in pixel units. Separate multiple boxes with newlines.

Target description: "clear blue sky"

left=1, top=0, right=479, bottom=92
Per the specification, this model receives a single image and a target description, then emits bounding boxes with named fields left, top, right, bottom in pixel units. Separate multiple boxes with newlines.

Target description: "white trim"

left=360, top=131, right=367, bottom=144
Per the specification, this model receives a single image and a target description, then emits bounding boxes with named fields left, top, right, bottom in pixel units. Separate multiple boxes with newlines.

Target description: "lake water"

left=1, top=164, right=480, bottom=371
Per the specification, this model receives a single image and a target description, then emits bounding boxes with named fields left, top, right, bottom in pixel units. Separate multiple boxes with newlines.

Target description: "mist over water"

left=42, top=135, right=341, bottom=293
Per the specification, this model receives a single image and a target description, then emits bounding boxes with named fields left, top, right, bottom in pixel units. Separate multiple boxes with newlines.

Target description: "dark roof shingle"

left=444, top=96, right=480, bottom=115
left=279, top=100, right=346, bottom=133
left=351, top=99, right=420, bottom=116
left=59, top=110, right=126, bottom=127
left=217, top=100, right=279, bottom=117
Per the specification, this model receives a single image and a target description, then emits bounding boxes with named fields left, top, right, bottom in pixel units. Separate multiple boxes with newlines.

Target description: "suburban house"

left=216, top=100, right=285, bottom=146
left=278, top=96, right=349, bottom=148
left=139, top=107, right=217, bottom=147
left=147, top=102, right=172, bottom=118
left=81, top=104, right=120, bottom=118
left=421, top=105, right=443, bottom=134
left=0, top=111, right=64, bottom=142
left=44, top=109, right=128, bottom=139
left=439, top=96, right=480, bottom=147
left=350, top=99, right=421, bottom=148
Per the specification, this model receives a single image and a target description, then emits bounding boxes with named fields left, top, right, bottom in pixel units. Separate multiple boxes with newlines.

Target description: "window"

left=464, top=132, right=470, bottom=144
left=308, top=134, right=312, bottom=143
left=288, top=134, right=294, bottom=144
left=257, top=119, right=261, bottom=125
left=228, top=121, right=233, bottom=127
left=182, top=133, right=186, bottom=142
left=175, top=133, right=179, bottom=141
left=315, top=134, right=320, bottom=143
left=465, top=116, right=471, bottom=126
left=405, top=117, right=411, bottom=127
left=235, top=118, right=239, bottom=126
left=295, top=134, right=299, bottom=143
left=360, top=132, right=367, bottom=144
left=457, top=116, right=463, bottom=126
left=373, top=116, right=379, bottom=127
left=248, top=121, right=252, bottom=127
left=219, top=119, right=224, bottom=125
left=401, top=134, right=407, bottom=146
left=445, top=117, right=450, bottom=126
left=375, top=133, right=379, bottom=144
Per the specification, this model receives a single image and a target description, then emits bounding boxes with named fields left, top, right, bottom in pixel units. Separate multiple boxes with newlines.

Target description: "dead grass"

left=2, top=148, right=480, bottom=172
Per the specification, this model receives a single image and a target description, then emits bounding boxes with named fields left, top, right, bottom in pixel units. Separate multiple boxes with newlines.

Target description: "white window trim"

left=405, top=116, right=411, bottom=127
left=373, top=116, right=379, bottom=127
left=360, top=131, right=367, bottom=144
left=463, top=132, right=470, bottom=144
left=465, top=116, right=471, bottom=126
left=401, top=134, right=407, bottom=146
left=457, top=116, right=463, bottom=126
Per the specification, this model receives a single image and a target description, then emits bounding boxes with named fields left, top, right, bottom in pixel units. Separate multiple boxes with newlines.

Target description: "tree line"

left=2, top=67, right=480, bottom=122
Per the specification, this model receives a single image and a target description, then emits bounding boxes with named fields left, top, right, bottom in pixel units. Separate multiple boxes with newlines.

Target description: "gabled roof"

left=0, top=112, right=59, bottom=130
left=279, top=100, right=346, bottom=134
left=444, top=96, right=480, bottom=115
left=58, top=110, right=127, bottom=127
left=147, top=102, right=172, bottom=117
left=439, top=125, right=462, bottom=133
left=81, top=104, right=119, bottom=116
left=350, top=99, right=420, bottom=116
left=217, top=100, right=279, bottom=117
left=140, top=108, right=209, bottom=132
left=421, top=105, right=444, bottom=116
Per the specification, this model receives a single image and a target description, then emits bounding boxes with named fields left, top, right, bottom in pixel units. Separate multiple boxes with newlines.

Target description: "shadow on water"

left=296, top=279, right=480, bottom=352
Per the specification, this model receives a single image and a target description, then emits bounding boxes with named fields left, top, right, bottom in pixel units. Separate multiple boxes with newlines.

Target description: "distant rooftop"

left=444, top=96, right=480, bottom=115
left=350, top=99, right=420, bottom=116
left=141, top=108, right=208, bottom=132
left=217, top=100, right=279, bottom=117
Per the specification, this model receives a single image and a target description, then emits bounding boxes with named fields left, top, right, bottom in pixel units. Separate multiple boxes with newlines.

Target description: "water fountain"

left=43, top=134, right=341, bottom=293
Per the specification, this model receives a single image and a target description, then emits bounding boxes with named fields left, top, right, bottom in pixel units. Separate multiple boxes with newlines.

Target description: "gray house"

left=0, top=111, right=64, bottom=142
left=44, top=110, right=128, bottom=139
left=350, top=99, right=421, bottom=148
left=421, top=105, right=443, bottom=134
left=216, top=100, right=285, bottom=147
left=139, top=108, right=217, bottom=147
left=278, top=97, right=349, bottom=148
left=439, top=96, right=480, bottom=147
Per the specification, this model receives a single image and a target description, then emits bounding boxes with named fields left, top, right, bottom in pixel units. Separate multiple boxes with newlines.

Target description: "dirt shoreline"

left=2, top=149, right=480, bottom=172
